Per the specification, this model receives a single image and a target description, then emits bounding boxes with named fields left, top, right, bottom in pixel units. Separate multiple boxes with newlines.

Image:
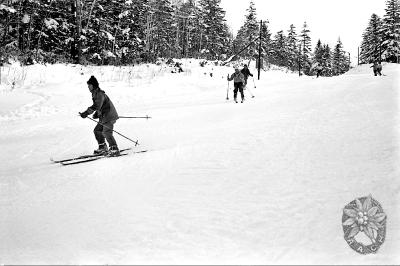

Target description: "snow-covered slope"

left=0, top=61, right=399, bottom=264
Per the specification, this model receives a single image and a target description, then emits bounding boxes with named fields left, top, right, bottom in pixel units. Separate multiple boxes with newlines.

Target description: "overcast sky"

left=220, top=0, right=386, bottom=64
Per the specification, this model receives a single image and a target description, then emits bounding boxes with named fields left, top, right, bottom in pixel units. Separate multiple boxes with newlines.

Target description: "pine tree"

left=243, top=0, right=259, bottom=57
left=382, top=0, right=400, bottom=62
left=178, top=0, right=199, bottom=58
left=260, top=20, right=272, bottom=66
left=322, top=44, right=333, bottom=76
left=198, top=0, right=228, bottom=59
left=286, top=24, right=298, bottom=71
left=360, top=14, right=383, bottom=64
left=299, top=21, right=312, bottom=75
left=313, top=39, right=323, bottom=65
left=271, top=30, right=287, bottom=67
left=332, top=38, right=349, bottom=75
left=150, top=0, right=175, bottom=58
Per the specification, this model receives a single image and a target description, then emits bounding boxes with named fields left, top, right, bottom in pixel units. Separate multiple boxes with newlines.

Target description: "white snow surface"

left=0, top=60, right=399, bottom=264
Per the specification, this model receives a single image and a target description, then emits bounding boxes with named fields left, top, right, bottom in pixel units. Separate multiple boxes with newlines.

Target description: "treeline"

left=1, top=0, right=352, bottom=76
left=234, top=1, right=350, bottom=76
left=0, top=0, right=231, bottom=65
left=360, top=0, right=399, bottom=63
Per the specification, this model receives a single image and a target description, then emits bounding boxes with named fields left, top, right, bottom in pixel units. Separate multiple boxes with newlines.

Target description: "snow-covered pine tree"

left=233, top=26, right=246, bottom=55
left=177, top=0, right=199, bottom=58
left=260, top=20, right=272, bottom=67
left=299, top=21, right=312, bottom=75
left=332, top=38, right=349, bottom=75
left=31, top=0, right=74, bottom=63
left=286, top=24, right=298, bottom=71
left=198, top=0, right=228, bottom=59
left=313, top=39, right=324, bottom=65
left=150, top=0, right=175, bottom=58
left=271, top=30, right=287, bottom=67
left=322, top=44, right=333, bottom=76
left=382, top=0, right=400, bottom=62
left=360, top=14, right=383, bottom=64
left=0, top=2, right=18, bottom=60
left=120, top=0, right=149, bottom=63
left=242, top=0, right=259, bottom=57
left=311, top=40, right=334, bottom=77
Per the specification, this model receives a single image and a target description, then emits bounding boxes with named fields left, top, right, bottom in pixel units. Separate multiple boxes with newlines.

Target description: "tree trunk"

left=75, top=0, right=82, bottom=64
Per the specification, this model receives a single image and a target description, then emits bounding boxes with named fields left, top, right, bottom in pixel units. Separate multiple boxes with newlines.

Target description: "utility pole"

left=357, top=47, right=360, bottom=65
left=258, top=20, right=262, bottom=80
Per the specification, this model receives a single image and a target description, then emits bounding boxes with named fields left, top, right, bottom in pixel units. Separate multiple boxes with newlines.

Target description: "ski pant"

left=233, top=82, right=244, bottom=100
left=94, top=120, right=117, bottom=147
left=374, top=69, right=382, bottom=76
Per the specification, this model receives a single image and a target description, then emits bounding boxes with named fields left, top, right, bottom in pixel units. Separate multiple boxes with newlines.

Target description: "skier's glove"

left=80, top=111, right=89, bottom=118
left=250, top=74, right=253, bottom=77
left=93, top=112, right=99, bottom=119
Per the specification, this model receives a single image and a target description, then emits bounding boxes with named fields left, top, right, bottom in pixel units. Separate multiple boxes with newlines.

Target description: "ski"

left=60, top=150, right=148, bottom=166
left=51, top=148, right=132, bottom=163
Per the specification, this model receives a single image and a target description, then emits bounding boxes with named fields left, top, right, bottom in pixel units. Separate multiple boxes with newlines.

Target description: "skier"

left=314, top=63, right=323, bottom=78
left=79, top=76, right=120, bottom=156
left=227, top=67, right=245, bottom=103
left=241, top=64, right=253, bottom=86
left=371, top=61, right=382, bottom=76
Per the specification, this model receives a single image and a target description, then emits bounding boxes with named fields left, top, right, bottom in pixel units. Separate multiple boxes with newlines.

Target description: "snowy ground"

left=0, top=60, right=399, bottom=264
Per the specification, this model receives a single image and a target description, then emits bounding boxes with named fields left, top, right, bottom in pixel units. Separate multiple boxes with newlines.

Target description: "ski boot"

left=241, top=97, right=245, bottom=103
left=234, top=97, right=238, bottom=103
left=94, top=143, right=108, bottom=155
left=108, top=145, right=120, bottom=157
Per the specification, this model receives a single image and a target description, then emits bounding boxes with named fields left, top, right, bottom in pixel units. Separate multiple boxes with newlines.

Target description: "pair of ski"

left=51, top=148, right=147, bottom=166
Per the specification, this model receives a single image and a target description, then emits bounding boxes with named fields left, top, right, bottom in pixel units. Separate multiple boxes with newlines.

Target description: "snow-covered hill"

left=0, top=61, right=399, bottom=264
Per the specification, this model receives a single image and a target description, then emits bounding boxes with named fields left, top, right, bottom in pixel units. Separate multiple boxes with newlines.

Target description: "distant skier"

left=79, top=76, right=120, bottom=156
left=315, top=64, right=323, bottom=78
left=241, top=64, right=253, bottom=86
left=227, top=67, right=245, bottom=103
left=371, top=61, right=382, bottom=76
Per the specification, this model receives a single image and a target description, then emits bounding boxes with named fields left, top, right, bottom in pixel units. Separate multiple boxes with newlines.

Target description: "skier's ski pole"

left=119, top=115, right=151, bottom=119
left=246, top=85, right=255, bottom=98
left=226, top=76, right=230, bottom=100
left=252, top=76, right=256, bottom=88
left=82, top=114, right=139, bottom=146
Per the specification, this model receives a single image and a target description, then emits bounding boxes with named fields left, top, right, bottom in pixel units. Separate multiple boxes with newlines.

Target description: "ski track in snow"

left=0, top=61, right=399, bottom=264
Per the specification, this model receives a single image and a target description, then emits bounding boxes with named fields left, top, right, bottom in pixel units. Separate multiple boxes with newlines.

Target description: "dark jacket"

left=371, top=63, right=382, bottom=71
left=241, top=68, right=253, bottom=79
left=86, top=89, right=119, bottom=123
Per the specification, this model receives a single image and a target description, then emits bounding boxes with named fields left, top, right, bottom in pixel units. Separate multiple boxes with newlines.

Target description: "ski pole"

left=119, top=115, right=151, bottom=119
left=252, top=76, right=256, bottom=88
left=81, top=114, right=139, bottom=146
left=226, top=75, right=230, bottom=100
left=246, top=85, right=255, bottom=98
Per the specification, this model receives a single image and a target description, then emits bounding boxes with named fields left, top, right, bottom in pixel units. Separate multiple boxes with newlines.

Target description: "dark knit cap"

left=87, top=75, right=99, bottom=88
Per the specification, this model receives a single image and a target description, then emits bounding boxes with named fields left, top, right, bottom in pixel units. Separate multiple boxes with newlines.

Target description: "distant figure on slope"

left=241, top=64, right=253, bottom=86
left=315, top=64, right=323, bottom=78
left=371, top=61, right=382, bottom=76
left=227, top=67, right=245, bottom=103
left=79, top=76, right=120, bottom=156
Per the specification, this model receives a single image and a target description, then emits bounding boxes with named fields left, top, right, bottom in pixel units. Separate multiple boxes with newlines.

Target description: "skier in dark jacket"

left=371, top=62, right=382, bottom=76
left=80, top=76, right=120, bottom=156
left=315, top=64, right=323, bottom=78
left=228, top=67, right=245, bottom=103
left=241, top=64, right=253, bottom=86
